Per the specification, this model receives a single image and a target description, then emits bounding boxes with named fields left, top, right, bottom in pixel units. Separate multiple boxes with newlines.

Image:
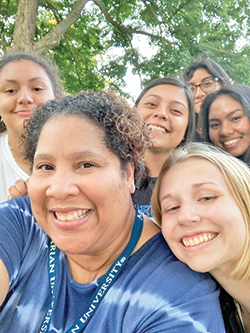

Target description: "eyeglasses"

left=188, top=77, right=219, bottom=95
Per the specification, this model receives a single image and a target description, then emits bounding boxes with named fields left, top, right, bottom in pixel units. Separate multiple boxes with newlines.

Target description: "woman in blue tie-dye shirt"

left=0, top=92, right=225, bottom=332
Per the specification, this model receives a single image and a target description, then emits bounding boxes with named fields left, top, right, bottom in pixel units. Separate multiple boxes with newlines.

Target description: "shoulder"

left=115, top=234, right=225, bottom=332
left=131, top=232, right=215, bottom=291
left=0, top=196, right=33, bottom=218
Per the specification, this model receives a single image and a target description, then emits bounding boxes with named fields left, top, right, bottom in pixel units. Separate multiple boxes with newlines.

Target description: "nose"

left=46, top=173, right=80, bottom=200
left=152, top=105, right=168, bottom=120
left=177, top=203, right=201, bottom=226
left=194, top=86, right=205, bottom=98
left=17, top=88, right=34, bottom=105
left=220, top=121, right=234, bottom=136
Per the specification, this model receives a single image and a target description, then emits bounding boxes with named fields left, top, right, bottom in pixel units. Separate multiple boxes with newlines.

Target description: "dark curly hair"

left=0, top=50, right=64, bottom=132
left=24, top=91, right=151, bottom=185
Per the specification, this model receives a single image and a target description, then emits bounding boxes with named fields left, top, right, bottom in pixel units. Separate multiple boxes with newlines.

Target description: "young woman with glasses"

left=183, top=59, right=231, bottom=141
left=183, top=59, right=231, bottom=115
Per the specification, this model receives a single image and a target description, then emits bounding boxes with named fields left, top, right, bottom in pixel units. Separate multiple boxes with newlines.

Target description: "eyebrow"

left=1, top=77, right=48, bottom=84
left=189, top=76, right=213, bottom=85
left=209, top=108, right=244, bottom=122
left=34, top=151, right=106, bottom=161
left=160, top=181, right=219, bottom=201
left=144, top=94, right=188, bottom=109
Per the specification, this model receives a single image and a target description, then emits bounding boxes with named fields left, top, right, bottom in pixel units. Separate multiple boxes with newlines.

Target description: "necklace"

left=8, top=140, right=17, bottom=162
left=38, top=204, right=144, bottom=333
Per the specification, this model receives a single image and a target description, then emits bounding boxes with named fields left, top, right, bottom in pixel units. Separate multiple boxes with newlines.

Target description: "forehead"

left=189, top=68, right=212, bottom=83
left=139, top=84, right=188, bottom=104
left=37, top=115, right=104, bottom=148
left=209, top=95, right=243, bottom=118
left=0, top=59, right=50, bottom=81
left=161, top=158, right=229, bottom=192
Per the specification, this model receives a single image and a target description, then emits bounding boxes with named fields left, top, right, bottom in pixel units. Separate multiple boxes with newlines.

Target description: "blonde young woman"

left=152, top=142, right=250, bottom=333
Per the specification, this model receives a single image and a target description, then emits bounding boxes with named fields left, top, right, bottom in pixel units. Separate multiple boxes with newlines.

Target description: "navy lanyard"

left=38, top=204, right=143, bottom=333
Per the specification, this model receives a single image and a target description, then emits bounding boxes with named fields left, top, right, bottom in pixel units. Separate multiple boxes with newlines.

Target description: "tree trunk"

left=10, top=0, right=39, bottom=51
left=9, top=0, right=89, bottom=54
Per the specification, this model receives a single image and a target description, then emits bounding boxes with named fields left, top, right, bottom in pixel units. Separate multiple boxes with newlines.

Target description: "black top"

left=132, top=177, right=157, bottom=217
left=220, top=288, right=245, bottom=333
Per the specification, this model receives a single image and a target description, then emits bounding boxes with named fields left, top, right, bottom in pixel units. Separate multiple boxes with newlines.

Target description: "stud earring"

left=130, top=184, right=135, bottom=193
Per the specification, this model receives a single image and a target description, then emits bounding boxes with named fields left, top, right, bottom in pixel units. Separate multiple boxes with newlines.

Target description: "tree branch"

left=34, top=0, right=89, bottom=53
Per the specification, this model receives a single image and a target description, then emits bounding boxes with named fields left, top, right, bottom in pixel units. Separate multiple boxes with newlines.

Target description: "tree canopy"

left=1, top=0, right=250, bottom=99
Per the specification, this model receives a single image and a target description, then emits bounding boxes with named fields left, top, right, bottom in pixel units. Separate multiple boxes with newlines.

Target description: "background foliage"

left=0, top=0, right=250, bottom=100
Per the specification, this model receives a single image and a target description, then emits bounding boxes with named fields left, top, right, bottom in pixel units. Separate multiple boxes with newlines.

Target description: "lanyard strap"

left=38, top=204, right=143, bottom=333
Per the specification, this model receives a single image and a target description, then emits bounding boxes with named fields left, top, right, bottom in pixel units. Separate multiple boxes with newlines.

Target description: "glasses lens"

left=189, top=85, right=196, bottom=94
left=201, top=79, right=215, bottom=93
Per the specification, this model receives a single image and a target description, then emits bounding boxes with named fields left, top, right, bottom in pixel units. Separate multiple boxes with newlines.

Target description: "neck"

left=7, top=130, right=31, bottom=175
left=66, top=208, right=136, bottom=284
left=66, top=207, right=160, bottom=284
left=145, top=149, right=170, bottom=177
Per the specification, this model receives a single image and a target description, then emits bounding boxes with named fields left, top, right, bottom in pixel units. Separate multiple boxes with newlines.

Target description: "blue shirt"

left=0, top=197, right=225, bottom=332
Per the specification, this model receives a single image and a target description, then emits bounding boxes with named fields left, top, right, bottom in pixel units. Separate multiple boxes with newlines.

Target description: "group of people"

left=0, top=49, right=249, bottom=332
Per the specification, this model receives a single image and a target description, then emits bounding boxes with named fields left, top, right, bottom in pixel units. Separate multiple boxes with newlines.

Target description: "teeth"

left=148, top=125, right=167, bottom=133
left=182, top=233, right=217, bottom=247
left=224, top=138, right=240, bottom=146
left=55, top=209, right=90, bottom=221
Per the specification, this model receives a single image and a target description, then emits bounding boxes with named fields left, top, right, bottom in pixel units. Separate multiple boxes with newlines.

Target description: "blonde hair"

left=151, top=142, right=250, bottom=280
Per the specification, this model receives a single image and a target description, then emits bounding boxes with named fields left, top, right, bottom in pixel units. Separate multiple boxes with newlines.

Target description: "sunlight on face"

left=160, top=159, right=246, bottom=278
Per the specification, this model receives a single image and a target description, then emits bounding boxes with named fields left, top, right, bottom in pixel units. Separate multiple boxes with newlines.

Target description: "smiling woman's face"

left=160, top=158, right=246, bottom=278
left=136, top=84, right=189, bottom=154
left=0, top=59, right=55, bottom=135
left=208, top=95, right=250, bottom=157
left=28, top=115, right=135, bottom=256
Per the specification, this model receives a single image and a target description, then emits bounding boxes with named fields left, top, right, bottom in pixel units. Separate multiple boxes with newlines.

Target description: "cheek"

left=171, top=118, right=189, bottom=140
left=209, top=129, right=218, bottom=142
left=161, top=217, right=175, bottom=243
left=28, top=178, right=46, bottom=202
left=237, top=119, right=250, bottom=134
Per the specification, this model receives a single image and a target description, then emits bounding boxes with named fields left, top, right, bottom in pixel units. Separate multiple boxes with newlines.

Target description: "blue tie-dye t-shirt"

left=0, top=197, right=225, bottom=332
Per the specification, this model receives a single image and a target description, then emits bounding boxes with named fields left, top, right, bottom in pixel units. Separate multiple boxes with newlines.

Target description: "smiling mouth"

left=54, top=209, right=90, bottom=221
left=147, top=124, right=167, bottom=133
left=182, top=232, right=218, bottom=247
left=223, top=138, right=240, bottom=146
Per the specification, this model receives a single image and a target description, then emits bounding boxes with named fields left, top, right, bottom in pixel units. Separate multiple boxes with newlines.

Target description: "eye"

left=231, top=116, right=241, bottom=122
left=37, top=164, right=53, bottom=171
left=209, top=122, right=220, bottom=129
left=171, top=109, right=183, bottom=115
left=32, top=86, right=45, bottom=92
left=188, top=85, right=196, bottom=93
left=165, top=205, right=180, bottom=213
left=4, top=88, right=17, bottom=94
left=79, top=162, right=95, bottom=169
left=145, top=101, right=157, bottom=107
left=200, top=196, right=215, bottom=202
left=203, top=80, right=213, bottom=87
